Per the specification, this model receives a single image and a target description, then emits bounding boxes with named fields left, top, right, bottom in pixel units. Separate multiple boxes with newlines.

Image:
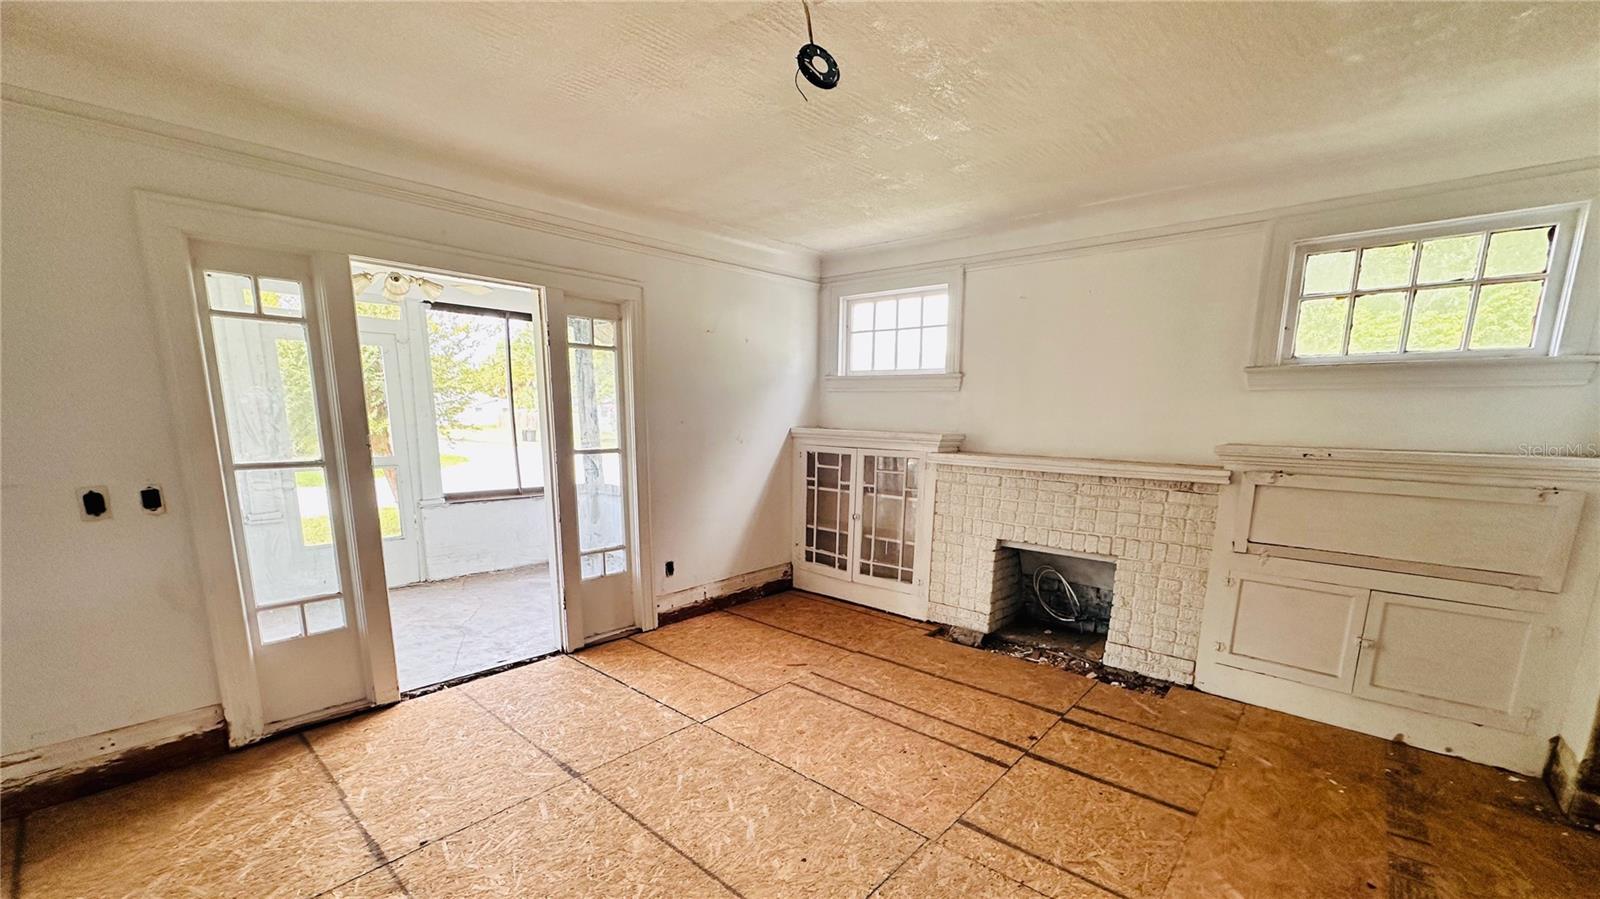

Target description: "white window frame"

left=822, top=267, right=964, bottom=392
left=1247, top=172, right=1599, bottom=389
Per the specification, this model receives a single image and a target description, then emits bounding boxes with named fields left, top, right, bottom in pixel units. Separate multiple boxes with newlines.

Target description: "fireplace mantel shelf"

left=927, top=451, right=1232, bottom=485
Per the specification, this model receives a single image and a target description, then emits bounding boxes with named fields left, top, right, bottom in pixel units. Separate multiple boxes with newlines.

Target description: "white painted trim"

left=1214, top=443, right=1600, bottom=483
left=134, top=191, right=647, bottom=744
left=822, top=372, right=964, bottom=392
left=0, top=705, right=223, bottom=789
left=820, top=266, right=965, bottom=389
left=1248, top=168, right=1600, bottom=372
left=1244, top=355, right=1599, bottom=389
left=656, top=562, right=793, bottom=615
left=790, top=428, right=966, bottom=454
left=3, top=86, right=821, bottom=285
left=928, top=451, right=1232, bottom=485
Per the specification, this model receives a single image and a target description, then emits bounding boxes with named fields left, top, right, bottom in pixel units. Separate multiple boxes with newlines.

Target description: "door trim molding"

left=133, top=192, right=647, bottom=744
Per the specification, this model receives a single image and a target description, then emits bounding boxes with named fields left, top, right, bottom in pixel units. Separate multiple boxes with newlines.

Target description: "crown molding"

left=1, top=85, right=822, bottom=286
left=820, top=156, right=1600, bottom=281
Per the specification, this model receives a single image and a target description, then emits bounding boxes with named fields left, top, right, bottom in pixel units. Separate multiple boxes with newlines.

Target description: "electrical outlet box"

left=79, top=486, right=110, bottom=520
left=140, top=485, right=166, bottom=514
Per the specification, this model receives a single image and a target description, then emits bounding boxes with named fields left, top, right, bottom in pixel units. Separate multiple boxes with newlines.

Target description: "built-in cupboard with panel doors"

left=1198, top=445, right=1594, bottom=774
left=790, top=429, right=963, bottom=619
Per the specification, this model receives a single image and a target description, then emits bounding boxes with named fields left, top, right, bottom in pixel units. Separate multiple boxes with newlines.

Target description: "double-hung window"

left=424, top=302, right=543, bottom=500
left=1282, top=205, right=1583, bottom=366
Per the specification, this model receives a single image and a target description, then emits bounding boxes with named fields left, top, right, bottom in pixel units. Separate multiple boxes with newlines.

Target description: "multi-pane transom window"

left=844, top=287, right=950, bottom=373
left=1290, top=221, right=1557, bottom=361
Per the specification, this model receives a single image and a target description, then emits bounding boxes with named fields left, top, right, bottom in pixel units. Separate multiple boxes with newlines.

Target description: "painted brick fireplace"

left=925, top=455, right=1228, bottom=684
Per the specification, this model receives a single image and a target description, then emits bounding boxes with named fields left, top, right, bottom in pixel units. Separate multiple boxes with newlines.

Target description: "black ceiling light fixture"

left=794, top=1, right=839, bottom=100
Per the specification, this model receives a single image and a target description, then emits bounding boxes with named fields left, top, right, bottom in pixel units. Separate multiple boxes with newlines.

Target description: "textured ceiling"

left=4, top=2, right=1597, bottom=253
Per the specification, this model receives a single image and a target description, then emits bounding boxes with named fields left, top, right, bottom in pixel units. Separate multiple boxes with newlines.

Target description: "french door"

left=547, top=291, right=642, bottom=642
left=189, top=242, right=387, bottom=727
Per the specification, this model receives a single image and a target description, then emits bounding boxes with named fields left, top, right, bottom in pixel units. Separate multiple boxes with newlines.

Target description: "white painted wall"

left=0, top=104, right=816, bottom=756
left=819, top=169, right=1600, bottom=461
left=418, top=497, right=551, bottom=582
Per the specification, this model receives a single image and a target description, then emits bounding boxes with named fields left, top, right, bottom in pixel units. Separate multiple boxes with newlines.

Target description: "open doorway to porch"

left=349, top=259, right=561, bottom=691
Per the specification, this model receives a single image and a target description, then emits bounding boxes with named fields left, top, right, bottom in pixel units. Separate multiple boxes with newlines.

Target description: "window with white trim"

left=1284, top=206, right=1580, bottom=364
left=842, top=286, right=951, bottom=374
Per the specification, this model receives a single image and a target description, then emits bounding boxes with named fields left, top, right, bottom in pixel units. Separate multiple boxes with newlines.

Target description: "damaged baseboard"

left=1546, top=735, right=1600, bottom=828
left=1, top=705, right=227, bottom=818
left=657, top=563, right=792, bottom=625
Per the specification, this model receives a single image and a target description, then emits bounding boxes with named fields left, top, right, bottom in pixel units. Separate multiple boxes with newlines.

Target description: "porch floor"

left=390, top=564, right=559, bottom=692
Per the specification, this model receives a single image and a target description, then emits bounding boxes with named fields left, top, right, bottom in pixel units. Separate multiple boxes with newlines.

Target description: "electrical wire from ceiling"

left=794, top=1, right=840, bottom=102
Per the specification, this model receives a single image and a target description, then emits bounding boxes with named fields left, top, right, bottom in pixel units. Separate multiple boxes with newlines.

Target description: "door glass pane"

left=604, top=549, right=627, bottom=576
left=360, top=343, right=394, bottom=457
left=509, top=318, right=545, bottom=489
left=235, top=468, right=341, bottom=605
left=374, top=466, right=403, bottom=538
left=258, top=277, right=305, bottom=318
left=574, top=452, right=624, bottom=552
left=210, top=317, right=322, bottom=463
left=568, top=346, right=619, bottom=450
left=427, top=307, right=517, bottom=494
left=258, top=606, right=304, bottom=644
left=303, top=597, right=347, bottom=635
left=203, top=271, right=256, bottom=313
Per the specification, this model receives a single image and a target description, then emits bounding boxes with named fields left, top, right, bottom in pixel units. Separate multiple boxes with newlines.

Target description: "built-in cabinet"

left=1199, top=445, right=1598, bottom=775
left=790, top=429, right=963, bottom=620
left=1214, top=568, right=1545, bottom=732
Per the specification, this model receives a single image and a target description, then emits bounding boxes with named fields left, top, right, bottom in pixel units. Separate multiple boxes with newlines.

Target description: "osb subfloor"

left=389, top=564, right=559, bottom=692
left=7, top=591, right=1597, bottom=898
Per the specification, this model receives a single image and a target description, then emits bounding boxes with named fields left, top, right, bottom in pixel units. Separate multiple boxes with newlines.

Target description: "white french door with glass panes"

left=190, top=242, right=379, bottom=727
left=547, top=292, right=643, bottom=642
left=792, top=434, right=946, bottom=620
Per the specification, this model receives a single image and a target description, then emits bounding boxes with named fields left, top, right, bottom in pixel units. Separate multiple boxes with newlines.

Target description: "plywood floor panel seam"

left=300, top=733, right=395, bottom=874
left=727, top=608, right=1067, bottom=714
left=625, top=632, right=769, bottom=693
left=783, top=678, right=1013, bottom=770
left=953, top=820, right=1134, bottom=899
left=1022, top=751, right=1201, bottom=817
left=704, top=721, right=940, bottom=841
left=1055, top=716, right=1221, bottom=770
left=1065, top=707, right=1232, bottom=754
left=570, top=643, right=744, bottom=719
left=805, top=669, right=1034, bottom=754
left=619, top=635, right=755, bottom=693
left=461, top=695, right=748, bottom=898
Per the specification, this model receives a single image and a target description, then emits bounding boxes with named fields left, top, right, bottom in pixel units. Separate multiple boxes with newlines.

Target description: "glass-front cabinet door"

left=855, top=453, right=920, bottom=589
left=792, top=436, right=944, bottom=620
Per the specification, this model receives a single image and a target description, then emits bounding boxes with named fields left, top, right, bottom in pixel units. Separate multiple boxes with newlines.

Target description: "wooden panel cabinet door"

left=1216, top=573, right=1369, bottom=692
left=1353, top=592, right=1537, bottom=732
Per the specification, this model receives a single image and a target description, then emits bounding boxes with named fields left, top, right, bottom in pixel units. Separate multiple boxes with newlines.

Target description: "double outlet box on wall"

left=79, top=485, right=165, bottom=520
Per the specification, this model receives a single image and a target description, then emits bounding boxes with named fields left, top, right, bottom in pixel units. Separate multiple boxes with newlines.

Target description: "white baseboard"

left=1, top=705, right=224, bottom=791
left=656, top=563, right=792, bottom=616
